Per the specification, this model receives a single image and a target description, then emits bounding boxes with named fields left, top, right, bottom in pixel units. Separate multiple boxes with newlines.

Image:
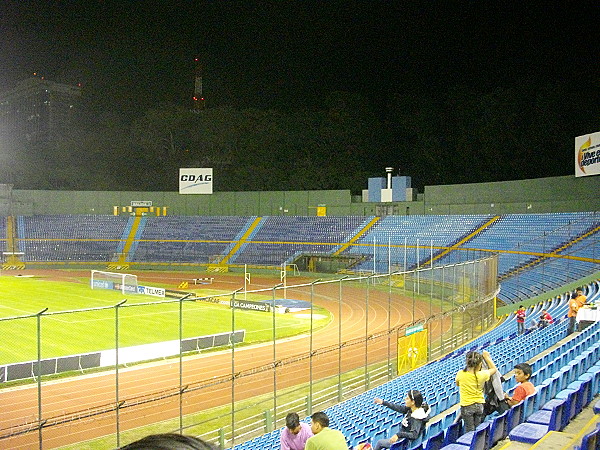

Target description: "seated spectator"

left=305, top=411, right=348, bottom=450
left=372, top=390, right=430, bottom=450
left=120, top=433, right=217, bottom=449
left=504, top=362, right=535, bottom=407
left=538, top=309, right=553, bottom=328
left=280, top=411, right=313, bottom=450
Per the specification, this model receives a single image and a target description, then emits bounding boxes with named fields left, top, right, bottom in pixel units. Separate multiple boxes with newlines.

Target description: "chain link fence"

left=0, top=253, right=498, bottom=449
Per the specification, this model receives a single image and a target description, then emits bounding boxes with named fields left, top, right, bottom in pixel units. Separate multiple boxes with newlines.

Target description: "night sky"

left=1, top=1, right=599, bottom=189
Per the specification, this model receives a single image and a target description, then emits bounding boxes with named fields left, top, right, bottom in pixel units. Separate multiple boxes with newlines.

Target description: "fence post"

left=264, top=409, right=273, bottom=433
left=338, top=276, right=348, bottom=401
left=180, top=293, right=192, bottom=433
left=36, top=307, right=48, bottom=450
left=230, top=287, right=243, bottom=449
left=272, top=283, right=282, bottom=431
left=114, top=299, right=127, bottom=449
left=218, top=428, right=225, bottom=450
left=306, top=395, right=312, bottom=416
left=309, top=279, right=321, bottom=410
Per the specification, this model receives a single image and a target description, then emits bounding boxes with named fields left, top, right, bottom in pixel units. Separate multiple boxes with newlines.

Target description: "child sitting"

left=504, top=362, right=535, bottom=406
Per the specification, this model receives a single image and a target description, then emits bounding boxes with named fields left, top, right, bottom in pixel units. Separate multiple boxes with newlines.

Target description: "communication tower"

left=193, top=57, right=205, bottom=110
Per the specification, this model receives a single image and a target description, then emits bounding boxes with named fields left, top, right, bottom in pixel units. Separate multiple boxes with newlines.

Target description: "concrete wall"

left=3, top=175, right=599, bottom=216
left=7, top=189, right=354, bottom=216
left=423, top=175, right=599, bottom=214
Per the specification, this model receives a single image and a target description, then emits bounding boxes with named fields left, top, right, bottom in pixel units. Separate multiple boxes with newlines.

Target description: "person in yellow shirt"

left=455, top=350, right=498, bottom=433
left=305, top=411, right=348, bottom=450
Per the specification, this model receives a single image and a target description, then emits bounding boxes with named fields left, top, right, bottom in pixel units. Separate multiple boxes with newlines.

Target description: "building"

left=0, top=75, right=81, bottom=143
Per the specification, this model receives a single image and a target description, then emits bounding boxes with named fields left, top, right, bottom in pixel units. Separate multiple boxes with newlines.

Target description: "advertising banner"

left=575, top=131, right=600, bottom=177
left=231, top=299, right=271, bottom=312
left=137, top=285, right=166, bottom=298
left=179, top=168, right=213, bottom=194
left=113, top=283, right=138, bottom=294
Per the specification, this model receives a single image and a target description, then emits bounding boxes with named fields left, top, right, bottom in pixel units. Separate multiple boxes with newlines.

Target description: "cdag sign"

left=179, top=168, right=213, bottom=194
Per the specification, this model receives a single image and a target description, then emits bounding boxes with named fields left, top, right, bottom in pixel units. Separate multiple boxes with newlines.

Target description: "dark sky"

left=2, top=1, right=597, bottom=109
left=1, top=1, right=599, bottom=190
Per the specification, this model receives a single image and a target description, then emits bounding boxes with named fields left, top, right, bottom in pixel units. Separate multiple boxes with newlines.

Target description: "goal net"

left=91, top=270, right=139, bottom=294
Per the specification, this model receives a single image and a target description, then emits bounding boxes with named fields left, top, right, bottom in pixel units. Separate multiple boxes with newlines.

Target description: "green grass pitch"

left=0, top=275, right=331, bottom=365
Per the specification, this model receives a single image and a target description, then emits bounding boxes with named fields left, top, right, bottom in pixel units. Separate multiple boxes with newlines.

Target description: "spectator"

left=455, top=350, right=498, bottom=433
left=372, top=390, right=430, bottom=449
left=527, top=319, right=538, bottom=331
left=504, top=362, right=535, bottom=407
left=515, top=305, right=526, bottom=334
left=120, top=433, right=217, bottom=449
left=576, top=287, right=588, bottom=304
left=305, top=411, right=348, bottom=450
left=280, top=412, right=313, bottom=450
left=568, top=290, right=586, bottom=334
left=538, top=309, right=553, bottom=328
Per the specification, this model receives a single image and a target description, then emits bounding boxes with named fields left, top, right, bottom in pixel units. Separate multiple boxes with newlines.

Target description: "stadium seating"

left=0, top=216, right=6, bottom=254
left=9, top=213, right=598, bottom=301
left=226, top=280, right=600, bottom=449
left=134, top=216, right=251, bottom=263
left=233, top=216, right=369, bottom=265
left=18, top=215, right=129, bottom=262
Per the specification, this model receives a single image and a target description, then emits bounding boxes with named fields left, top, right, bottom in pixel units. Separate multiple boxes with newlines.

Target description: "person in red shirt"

left=504, top=363, right=535, bottom=407
left=538, top=309, right=553, bottom=328
left=515, top=305, right=526, bottom=335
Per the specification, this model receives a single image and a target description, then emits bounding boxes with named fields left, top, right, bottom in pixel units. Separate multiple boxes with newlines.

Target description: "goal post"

left=91, top=270, right=139, bottom=294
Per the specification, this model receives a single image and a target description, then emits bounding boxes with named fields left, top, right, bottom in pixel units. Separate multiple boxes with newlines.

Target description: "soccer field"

left=0, top=274, right=331, bottom=365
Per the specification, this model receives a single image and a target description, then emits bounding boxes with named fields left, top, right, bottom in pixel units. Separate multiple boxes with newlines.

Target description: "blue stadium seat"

left=441, top=421, right=463, bottom=447
left=505, top=401, right=525, bottom=435
left=578, top=426, right=599, bottom=450
left=486, top=410, right=509, bottom=447
left=508, top=400, right=566, bottom=444
left=439, top=424, right=488, bottom=450
left=422, top=430, right=445, bottom=450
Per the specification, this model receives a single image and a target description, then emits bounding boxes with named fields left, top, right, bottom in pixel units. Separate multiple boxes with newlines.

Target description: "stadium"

left=0, top=173, right=599, bottom=450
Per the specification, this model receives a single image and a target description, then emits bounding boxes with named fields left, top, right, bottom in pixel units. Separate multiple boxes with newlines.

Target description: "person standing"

left=456, top=350, right=498, bottom=433
left=568, top=289, right=587, bottom=334
left=576, top=287, right=588, bottom=305
left=516, top=305, right=526, bottom=334
left=305, top=411, right=348, bottom=450
left=280, top=412, right=313, bottom=450
left=372, top=390, right=430, bottom=449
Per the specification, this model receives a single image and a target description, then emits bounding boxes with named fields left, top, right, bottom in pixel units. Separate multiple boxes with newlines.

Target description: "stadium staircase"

left=218, top=216, right=262, bottom=266
left=420, top=215, right=501, bottom=268
left=2, top=216, right=25, bottom=270
left=332, top=216, right=380, bottom=256
left=498, top=222, right=600, bottom=283
left=107, top=215, right=145, bottom=270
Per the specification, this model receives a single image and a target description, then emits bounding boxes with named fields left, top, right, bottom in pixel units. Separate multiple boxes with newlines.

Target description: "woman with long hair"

left=455, top=350, right=498, bottom=433
left=372, top=389, right=430, bottom=449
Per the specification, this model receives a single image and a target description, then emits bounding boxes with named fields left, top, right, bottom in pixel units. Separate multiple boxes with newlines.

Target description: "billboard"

left=179, top=168, right=213, bottom=194
left=575, top=131, right=600, bottom=177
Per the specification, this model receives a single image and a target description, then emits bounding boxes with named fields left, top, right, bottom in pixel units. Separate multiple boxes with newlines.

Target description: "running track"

left=0, top=271, right=447, bottom=449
